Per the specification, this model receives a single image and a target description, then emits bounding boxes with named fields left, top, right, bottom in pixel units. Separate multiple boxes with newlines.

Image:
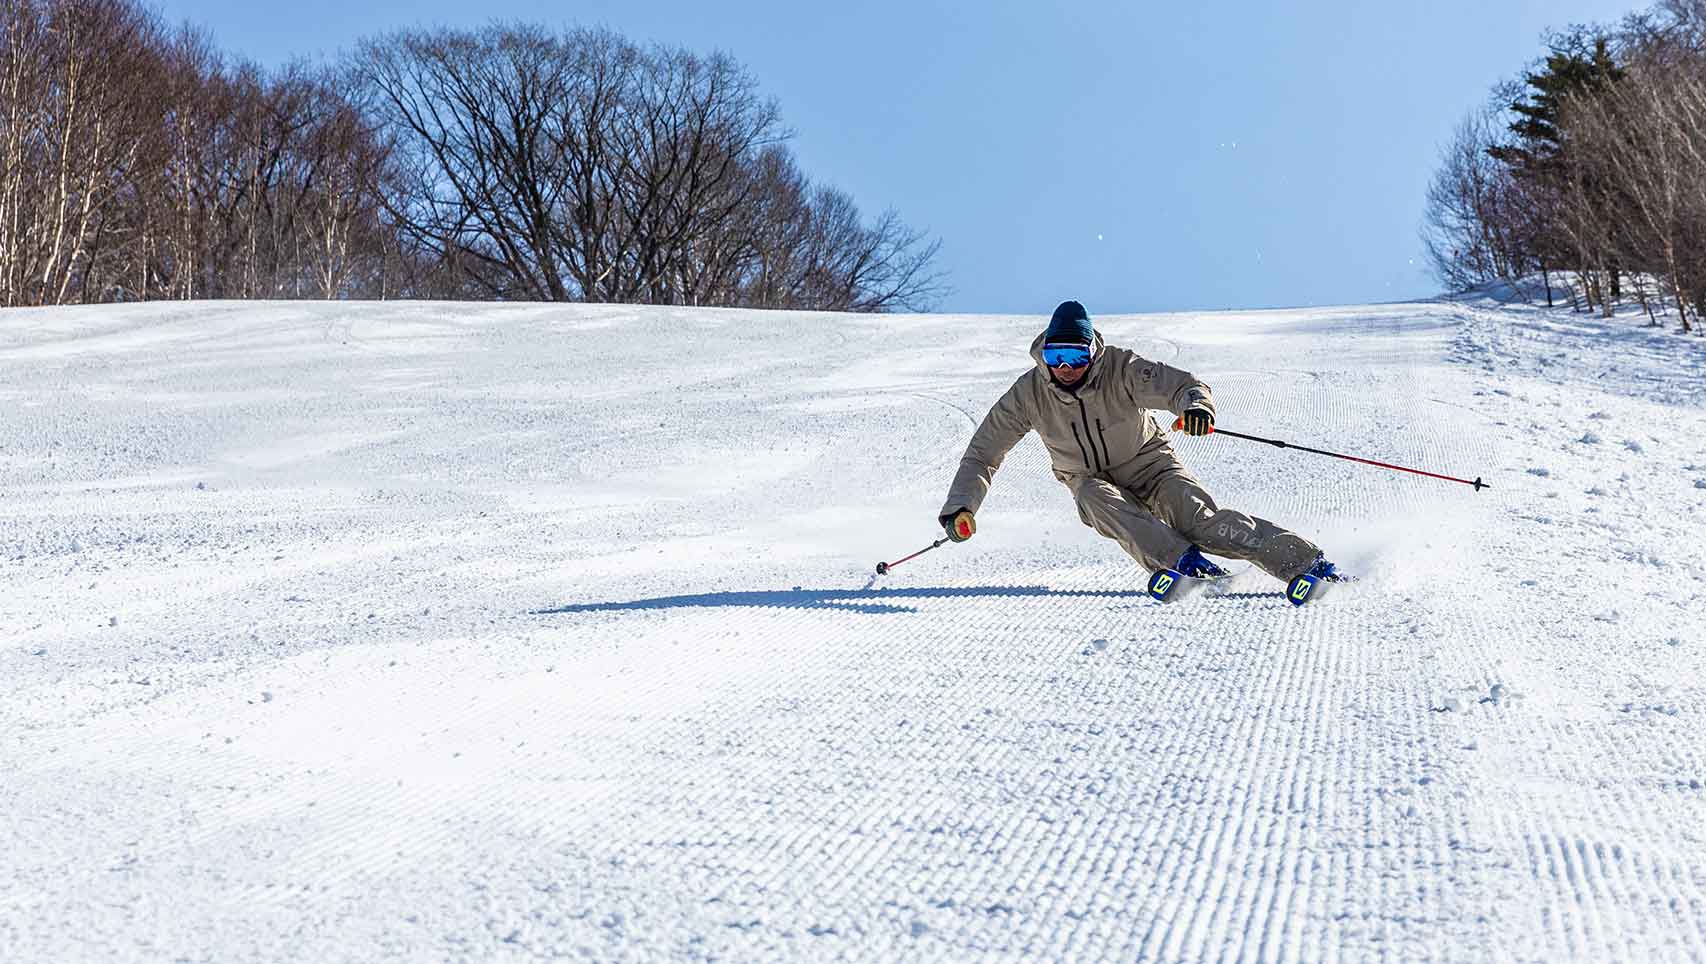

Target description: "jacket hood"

left=1030, top=329, right=1109, bottom=397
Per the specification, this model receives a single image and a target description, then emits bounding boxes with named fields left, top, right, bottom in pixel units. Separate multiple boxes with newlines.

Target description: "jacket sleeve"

left=940, top=378, right=1034, bottom=518
left=1120, top=353, right=1215, bottom=419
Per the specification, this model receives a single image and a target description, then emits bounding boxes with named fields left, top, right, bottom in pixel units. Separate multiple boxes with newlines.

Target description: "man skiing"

left=937, top=300, right=1342, bottom=591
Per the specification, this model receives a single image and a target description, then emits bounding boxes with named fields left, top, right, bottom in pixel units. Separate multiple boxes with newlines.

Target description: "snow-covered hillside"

left=2, top=296, right=1703, bottom=962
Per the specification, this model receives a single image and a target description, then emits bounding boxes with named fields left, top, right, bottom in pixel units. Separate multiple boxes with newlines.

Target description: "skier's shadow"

left=533, top=585, right=1153, bottom=616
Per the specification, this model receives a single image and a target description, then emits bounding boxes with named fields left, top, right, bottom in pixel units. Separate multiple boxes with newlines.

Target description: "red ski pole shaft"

left=876, top=536, right=951, bottom=575
left=1173, top=418, right=1489, bottom=491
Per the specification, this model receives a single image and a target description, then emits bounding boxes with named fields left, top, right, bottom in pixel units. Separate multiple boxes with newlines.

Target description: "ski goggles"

left=1042, top=343, right=1092, bottom=369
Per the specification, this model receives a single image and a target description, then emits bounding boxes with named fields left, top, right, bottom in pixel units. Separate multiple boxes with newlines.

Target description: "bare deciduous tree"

left=355, top=23, right=943, bottom=311
left=1422, top=108, right=1526, bottom=292
left=2, top=5, right=943, bottom=310
left=1, top=0, right=164, bottom=306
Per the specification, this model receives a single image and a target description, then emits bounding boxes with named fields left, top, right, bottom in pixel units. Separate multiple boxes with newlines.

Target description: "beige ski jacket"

left=940, top=330, right=1215, bottom=518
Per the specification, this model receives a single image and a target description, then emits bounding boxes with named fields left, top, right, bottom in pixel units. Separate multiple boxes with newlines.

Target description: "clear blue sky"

left=149, top=0, right=1640, bottom=314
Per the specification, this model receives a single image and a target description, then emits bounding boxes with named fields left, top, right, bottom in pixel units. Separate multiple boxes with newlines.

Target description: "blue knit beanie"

left=1045, top=300, right=1092, bottom=344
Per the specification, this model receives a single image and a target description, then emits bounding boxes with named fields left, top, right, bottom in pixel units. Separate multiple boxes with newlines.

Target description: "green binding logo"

left=1290, top=579, right=1312, bottom=602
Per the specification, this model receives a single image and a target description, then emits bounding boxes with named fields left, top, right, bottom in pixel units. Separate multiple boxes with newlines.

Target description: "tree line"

left=1423, top=0, right=1706, bottom=333
left=0, top=0, right=945, bottom=310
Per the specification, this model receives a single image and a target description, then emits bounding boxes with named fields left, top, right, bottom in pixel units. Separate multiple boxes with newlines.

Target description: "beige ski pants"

left=1069, top=450, right=1320, bottom=580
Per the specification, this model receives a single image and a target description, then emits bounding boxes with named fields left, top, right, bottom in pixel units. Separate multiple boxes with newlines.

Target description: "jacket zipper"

left=1069, top=423, right=1093, bottom=471
left=1075, top=398, right=1104, bottom=473
left=1095, top=418, right=1114, bottom=468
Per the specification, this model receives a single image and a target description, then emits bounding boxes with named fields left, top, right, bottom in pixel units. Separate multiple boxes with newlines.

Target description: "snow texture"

left=3, top=297, right=1705, bottom=962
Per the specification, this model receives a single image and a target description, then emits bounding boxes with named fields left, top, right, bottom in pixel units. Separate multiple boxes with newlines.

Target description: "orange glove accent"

left=1176, top=409, right=1215, bottom=436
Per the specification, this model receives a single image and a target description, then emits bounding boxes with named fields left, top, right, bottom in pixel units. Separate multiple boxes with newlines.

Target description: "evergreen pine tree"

left=1489, top=32, right=1625, bottom=179
left=1487, top=31, right=1627, bottom=306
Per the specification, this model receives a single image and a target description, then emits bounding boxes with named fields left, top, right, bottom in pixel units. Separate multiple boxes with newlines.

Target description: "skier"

left=937, top=300, right=1343, bottom=590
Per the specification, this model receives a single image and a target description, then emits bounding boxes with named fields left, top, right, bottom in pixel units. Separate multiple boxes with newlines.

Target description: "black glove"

left=940, top=508, right=976, bottom=542
left=1181, top=406, right=1215, bottom=436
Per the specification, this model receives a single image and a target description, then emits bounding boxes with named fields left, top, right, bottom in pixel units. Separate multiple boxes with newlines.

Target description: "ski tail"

left=1147, top=568, right=1186, bottom=602
left=1286, top=572, right=1320, bottom=606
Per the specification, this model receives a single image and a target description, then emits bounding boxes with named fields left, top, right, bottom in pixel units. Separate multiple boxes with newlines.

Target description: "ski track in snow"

left=2, top=298, right=1704, bottom=962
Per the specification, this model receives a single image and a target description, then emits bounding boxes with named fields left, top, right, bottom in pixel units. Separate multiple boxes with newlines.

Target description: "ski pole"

left=1173, top=418, right=1489, bottom=491
left=875, top=536, right=952, bottom=575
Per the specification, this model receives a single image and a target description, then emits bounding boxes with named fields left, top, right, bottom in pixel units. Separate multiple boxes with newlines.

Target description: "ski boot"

left=1147, top=545, right=1229, bottom=602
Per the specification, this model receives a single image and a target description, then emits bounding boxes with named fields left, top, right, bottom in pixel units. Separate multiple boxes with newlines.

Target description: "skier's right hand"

left=940, top=509, right=976, bottom=542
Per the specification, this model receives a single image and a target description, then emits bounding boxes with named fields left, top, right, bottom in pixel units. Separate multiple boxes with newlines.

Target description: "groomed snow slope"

left=2, top=297, right=1704, bottom=962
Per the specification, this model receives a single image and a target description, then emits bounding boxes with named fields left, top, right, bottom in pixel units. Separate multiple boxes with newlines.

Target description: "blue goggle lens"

left=1043, top=344, right=1091, bottom=368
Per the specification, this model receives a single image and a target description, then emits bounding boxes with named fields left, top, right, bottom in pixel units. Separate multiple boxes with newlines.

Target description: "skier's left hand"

left=1180, top=406, right=1215, bottom=436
